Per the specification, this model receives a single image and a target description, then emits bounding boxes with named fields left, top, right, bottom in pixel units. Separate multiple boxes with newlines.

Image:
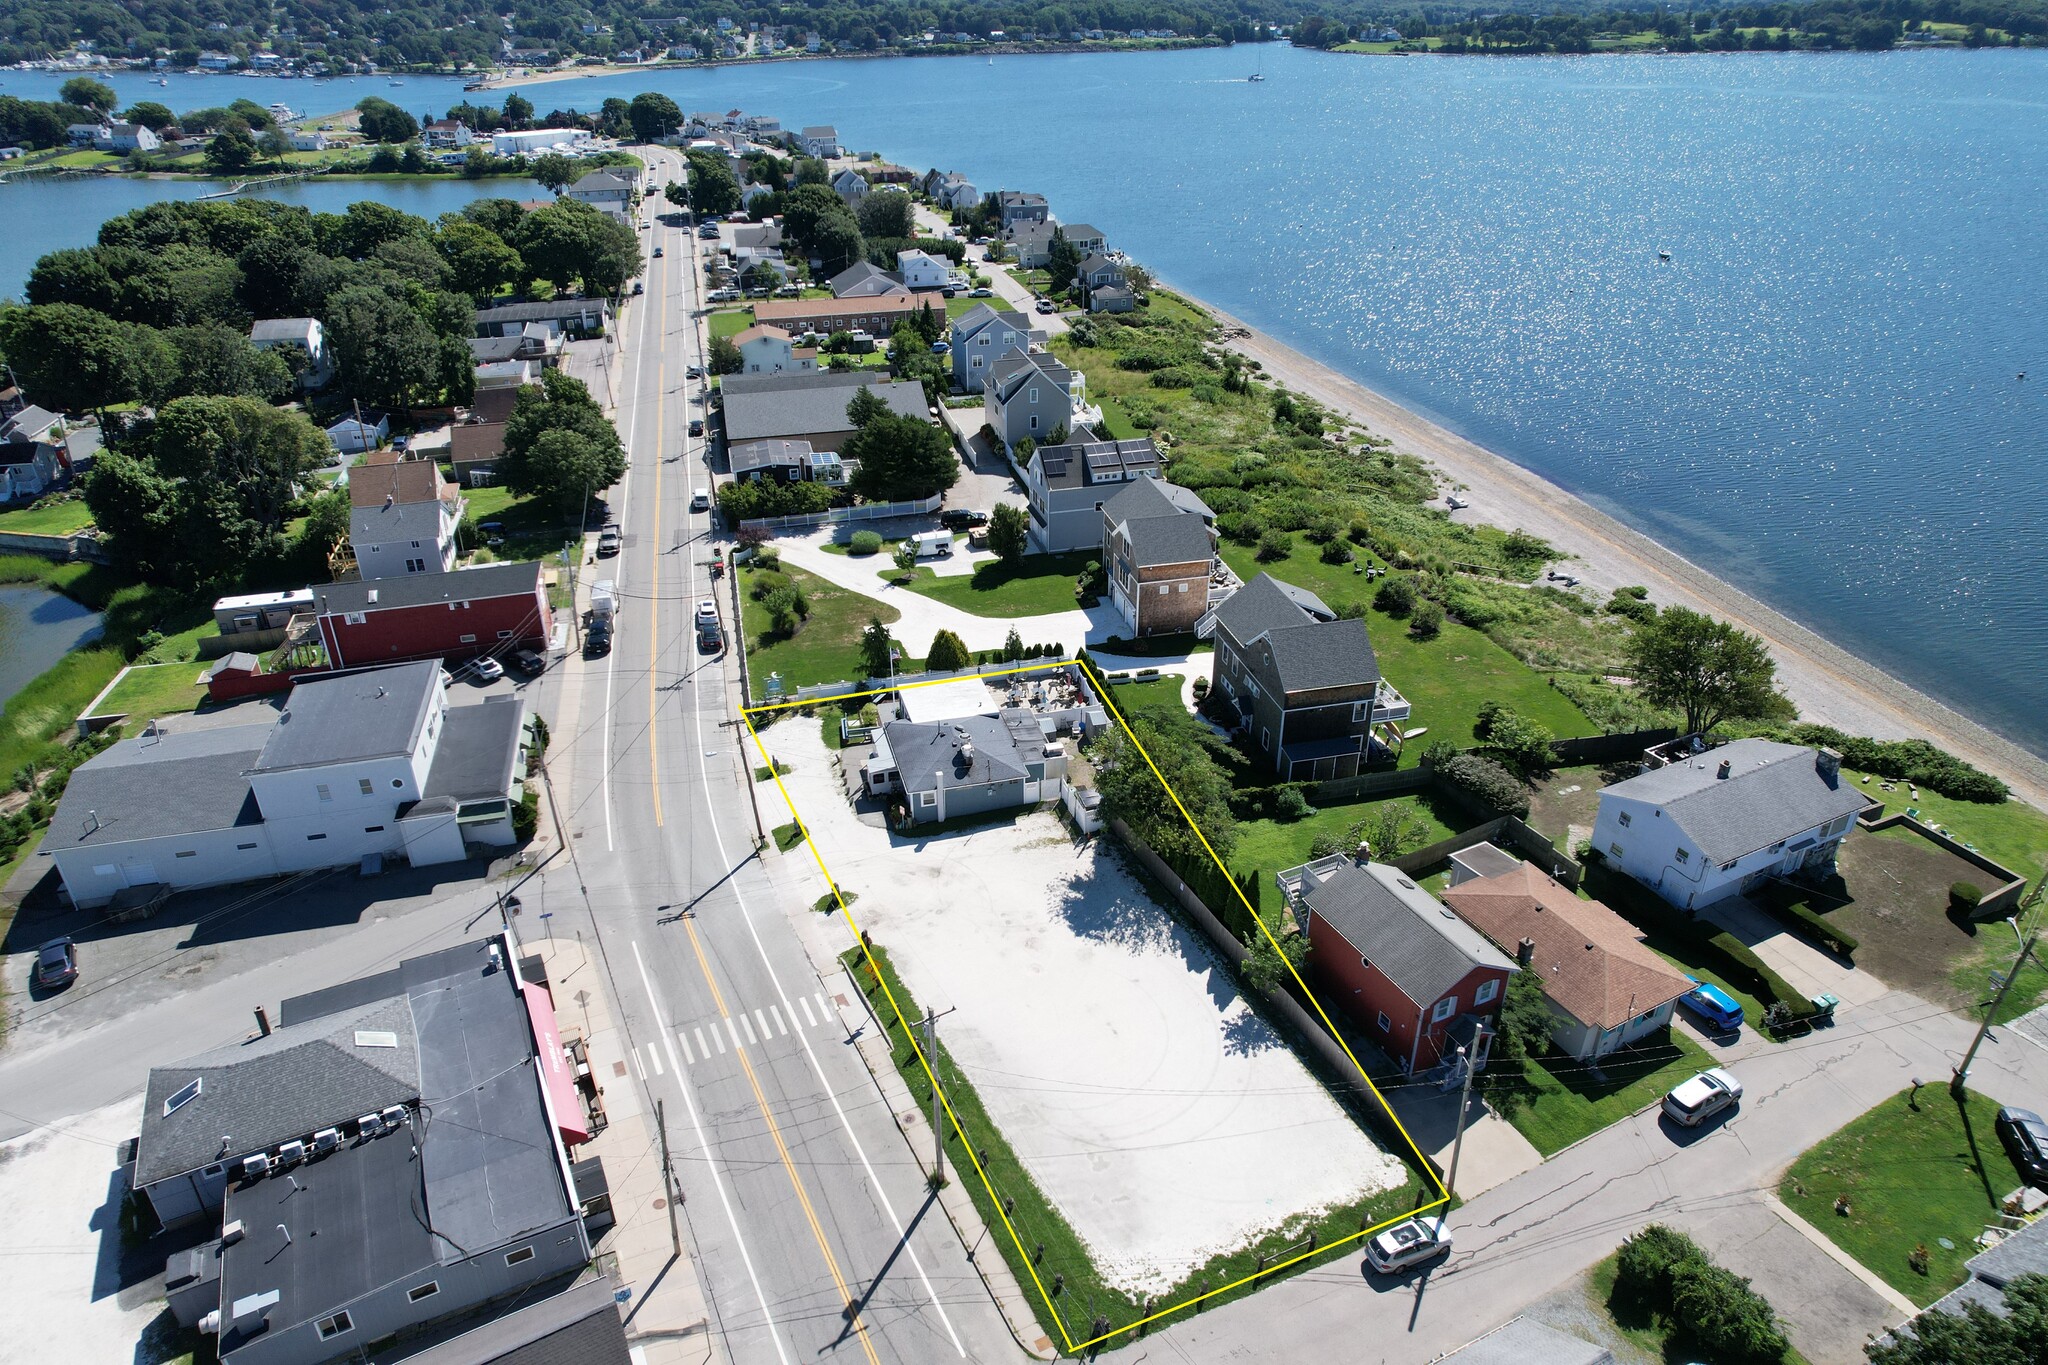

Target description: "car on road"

left=597, top=526, right=622, bottom=556
left=689, top=419, right=704, bottom=437
left=33, top=938, right=78, bottom=991
left=584, top=622, right=612, bottom=658
left=1034, top=298, right=1055, bottom=314
left=1996, top=1106, right=2048, bottom=1188
left=686, top=364, right=704, bottom=379
left=1662, top=1068, right=1743, bottom=1128
left=1365, top=1216, right=1449, bottom=1274
left=632, top=281, right=644, bottom=295
left=512, top=649, right=546, bottom=675
left=690, top=488, right=710, bottom=512
left=694, top=599, right=719, bottom=629
left=1679, top=977, right=1744, bottom=1032
left=697, top=620, right=722, bottom=651
left=938, top=508, right=989, bottom=530
left=472, top=656, right=505, bottom=683
left=969, top=286, right=994, bottom=297
left=640, top=220, right=652, bottom=230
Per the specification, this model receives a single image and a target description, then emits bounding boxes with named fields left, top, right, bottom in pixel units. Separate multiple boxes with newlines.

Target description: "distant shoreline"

left=1157, top=285, right=2048, bottom=808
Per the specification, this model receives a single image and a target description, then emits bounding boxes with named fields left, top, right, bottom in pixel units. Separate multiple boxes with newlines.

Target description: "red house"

left=1288, top=858, right=1515, bottom=1075
left=313, top=561, right=552, bottom=669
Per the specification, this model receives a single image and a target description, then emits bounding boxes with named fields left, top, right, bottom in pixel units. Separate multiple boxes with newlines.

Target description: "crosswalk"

left=642, top=992, right=841, bottom=1076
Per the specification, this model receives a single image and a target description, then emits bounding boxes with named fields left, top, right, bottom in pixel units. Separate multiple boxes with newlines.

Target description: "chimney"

left=254, top=1006, right=271, bottom=1037
left=1516, top=937, right=1535, bottom=968
left=1815, top=747, right=1842, bottom=785
left=1716, top=759, right=1731, bottom=780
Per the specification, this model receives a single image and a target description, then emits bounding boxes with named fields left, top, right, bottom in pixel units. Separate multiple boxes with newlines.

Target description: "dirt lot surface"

left=1822, top=829, right=2000, bottom=1007
left=762, top=720, right=1406, bottom=1296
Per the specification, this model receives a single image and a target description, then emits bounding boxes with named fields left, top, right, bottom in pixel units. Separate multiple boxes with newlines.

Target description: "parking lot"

left=763, top=719, right=1407, bottom=1296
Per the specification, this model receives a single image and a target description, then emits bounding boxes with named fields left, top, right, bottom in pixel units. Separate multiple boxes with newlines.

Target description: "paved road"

left=545, top=148, right=1016, bottom=1365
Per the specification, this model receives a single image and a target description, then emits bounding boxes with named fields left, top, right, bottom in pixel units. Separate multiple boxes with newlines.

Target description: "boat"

left=1249, top=53, right=1265, bottom=80
left=388, top=78, right=405, bottom=86
left=1657, top=248, right=1672, bottom=261
left=155, top=77, right=169, bottom=86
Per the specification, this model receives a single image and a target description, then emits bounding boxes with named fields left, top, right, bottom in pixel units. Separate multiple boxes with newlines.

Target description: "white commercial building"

left=490, top=127, right=593, bottom=156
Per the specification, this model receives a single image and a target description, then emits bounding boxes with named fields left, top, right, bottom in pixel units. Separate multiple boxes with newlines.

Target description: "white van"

left=911, top=529, right=953, bottom=559
left=691, top=488, right=710, bottom=512
left=590, top=579, right=617, bottom=621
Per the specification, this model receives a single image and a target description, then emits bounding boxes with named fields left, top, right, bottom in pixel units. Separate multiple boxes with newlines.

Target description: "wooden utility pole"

left=656, top=1099, right=681, bottom=1256
left=1444, top=1027, right=1488, bottom=1202
left=1952, top=877, right=2043, bottom=1100
left=920, top=1005, right=957, bottom=1182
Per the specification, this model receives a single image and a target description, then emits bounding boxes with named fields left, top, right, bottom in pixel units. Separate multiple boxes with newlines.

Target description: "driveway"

left=1387, top=1087, right=1543, bottom=1201
left=1687, top=1199, right=1908, bottom=1365
left=1696, top=895, right=1886, bottom=1008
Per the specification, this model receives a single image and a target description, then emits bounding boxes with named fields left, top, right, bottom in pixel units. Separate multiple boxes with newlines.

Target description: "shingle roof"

left=1255, top=617, right=1379, bottom=695
left=48, top=724, right=268, bottom=851
left=1031, top=437, right=1159, bottom=491
left=248, top=318, right=318, bottom=344
left=473, top=299, right=611, bottom=326
left=1442, top=864, right=1693, bottom=1030
left=749, top=295, right=918, bottom=326
left=1102, top=474, right=1211, bottom=525
left=252, top=661, right=439, bottom=774
left=886, top=710, right=1043, bottom=795
left=1078, top=252, right=1119, bottom=274
left=729, top=438, right=813, bottom=475
left=312, top=561, right=540, bottom=616
left=348, top=458, right=449, bottom=509
left=1300, top=862, right=1514, bottom=1007
left=1599, top=739, right=1869, bottom=864
left=1209, top=572, right=1333, bottom=644
left=828, top=261, right=907, bottom=297
left=721, top=372, right=927, bottom=443
left=733, top=323, right=791, bottom=346
left=571, top=169, right=634, bottom=192
left=988, top=350, right=1070, bottom=401
left=450, top=420, right=506, bottom=464
left=1117, top=512, right=1213, bottom=569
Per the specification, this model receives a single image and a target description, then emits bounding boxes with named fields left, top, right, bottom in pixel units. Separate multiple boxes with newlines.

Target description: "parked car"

left=969, top=286, right=994, bottom=297
left=694, top=599, right=719, bottom=629
left=472, top=656, right=505, bottom=683
left=584, top=622, right=612, bottom=658
left=930, top=340, right=951, bottom=354
left=1996, top=1107, right=2048, bottom=1188
left=939, top=508, right=989, bottom=530
left=690, top=488, right=710, bottom=512
left=697, top=620, right=722, bottom=651
left=512, top=648, right=546, bottom=675
left=689, top=419, right=704, bottom=437
left=1679, top=977, right=1744, bottom=1032
left=686, top=364, right=704, bottom=379
left=597, top=527, right=622, bottom=556
left=1365, top=1216, right=1449, bottom=1274
left=33, top=937, right=77, bottom=991
left=1034, top=298, right=1055, bottom=314
left=1662, top=1069, right=1742, bottom=1128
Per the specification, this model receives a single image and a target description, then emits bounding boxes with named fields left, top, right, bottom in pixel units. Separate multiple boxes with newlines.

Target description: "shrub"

left=1787, top=724, right=2008, bottom=803
left=849, top=530, right=883, bottom=555
left=1302, top=515, right=1345, bottom=545
left=748, top=568, right=790, bottom=600
left=1438, top=753, right=1530, bottom=818
left=511, top=786, right=540, bottom=842
left=1950, top=881, right=1983, bottom=911
left=925, top=629, right=970, bottom=672
left=1319, top=539, right=1354, bottom=565
left=1347, top=518, right=1373, bottom=545
left=1216, top=512, right=1265, bottom=545
left=1669, top=1256, right=1790, bottom=1364
left=1255, top=529, right=1292, bottom=562
left=1615, top=1224, right=1702, bottom=1305
left=1761, top=895, right=1860, bottom=956
left=1473, top=703, right=1554, bottom=776
left=1274, top=786, right=1314, bottom=820
left=1374, top=575, right=1416, bottom=617
left=1409, top=599, right=1445, bottom=640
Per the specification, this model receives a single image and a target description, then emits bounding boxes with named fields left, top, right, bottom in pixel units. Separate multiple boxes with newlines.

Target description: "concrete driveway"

left=1387, top=1086, right=1543, bottom=1201
left=1688, top=1199, right=1910, bottom=1365
left=1698, top=895, right=1888, bottom=1008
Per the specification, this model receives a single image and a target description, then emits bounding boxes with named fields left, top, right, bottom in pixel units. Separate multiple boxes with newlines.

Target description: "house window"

left=1177, top=582, right=1189, bottom=593
left=175, top=850, right=196, bottom=858
left=1618, top=811, right=1632, bottom=828
left=358, top=778, right=374, bottom=796
left=1432, top=996, right=1458, bottom=1023
left=316, top=1312, right=354, bottom=1340
left=238, top=842, right=258, bottom=851
left=1351, top=701, right=1368, bottom=722
left=410, top=541, right=422, bottom=549
left=497, top=630, right=513, bottom=639
left=1028, top=387, right=1039, bottom=403
left=459, top=634, right=477, bottom=644
left=1375, top=1011, right=1393, bottom=1032
left=1029, top=415, right=1038, bottom=430
left=1157, top=585, right=1168, bottom=596
left=1473, top=979, right=1499, bottom=1006
left=918, top=791, right=937, bottom=808
left=1609, top=842, right=1625, bottom=858
left=505, top=1246, right=535, bottom=1267
left=365, top=825, right=385, bottom=834
left=407, top=1282, right=440, bottom=1303
left=316, top=784, right=332, bottom=802
left=1260, top=727, right=1271, bottom=751
left=393, top=779, right=405, bottom=788
left=1674, top=847, right=1691, bottom=864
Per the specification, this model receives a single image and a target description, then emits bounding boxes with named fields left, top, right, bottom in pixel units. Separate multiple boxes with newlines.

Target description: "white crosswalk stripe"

left=699, top=1025, right=717, bottom=1057
left=738, top=1012, right=757, bottom=1045
left=755, top=1008, right=774, bottom=1040
left=677, top=1030, right=694, bottom=1065
left=798, top=995, right=817, bottom=1028
left=770, top=1004, right=788, bottom=1037
left=674, top=990, right=844, bottom=1067
left=648, top=1043, right=664, bottom=1076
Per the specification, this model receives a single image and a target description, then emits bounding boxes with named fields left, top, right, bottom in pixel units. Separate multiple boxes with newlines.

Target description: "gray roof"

left=1257, top=616, right=1379, bottom=695
left=1117, top=512, right=1214, bottom=569
left=571, top=169, right=634, bottom=192
left=1210, top=572, right=1336, bottom=645
left=467, top=334, right=526, bottom=363
left=721, top=371, right=928, bottom=443
left=828, top=260, right=907, bottom=298
left=48, top=724, right=268, bottom=851
left=251, top=661, right=439, bottom=774
left=392, top=1276, right=631, bottom=1365
left=1599, top=739, right=1870, bottom=864
left=312, top=562, right=541, bottom=617
left=988, top=350, right=1071, bottom=401
left=1103, top=474, right=1212, bottom=526
left=1, top=405, right=61, bottom=440
left=729, top=438, right=813, bottom=475
left=801, top=125, right=836, bottom=138
left=473, top=299, right=610, bottom=327
left=1062, top=222, right=1104, bottom=242
left=247, top=318, right=317, bottom=344
left=423, top=696, right=525, bottom=802
left=1032, top=437, right=1160, bottom=491
left=1078, top=252, right=1120, bottom=275
left=998, top=190, right=1047, bottom=208
left=1906, top=1218, right=2048, bottom=1338
left=952, top=302, right=1031, bottom=343
left=1440, top=1317, right=1613, bottom=1365
left=135, top=996, right=421, bottom=1187
left=885, top=710, right=1043, bottom=796
left=1300, top=862, right=1514, bottom=1007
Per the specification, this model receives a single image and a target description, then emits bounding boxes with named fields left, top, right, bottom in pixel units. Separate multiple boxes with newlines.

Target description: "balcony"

left=1374, top=679, right=1411, bottom=724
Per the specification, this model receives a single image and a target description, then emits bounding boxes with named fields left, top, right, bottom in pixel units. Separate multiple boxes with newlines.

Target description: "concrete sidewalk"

left=526, top=935, right=720, bottom=1365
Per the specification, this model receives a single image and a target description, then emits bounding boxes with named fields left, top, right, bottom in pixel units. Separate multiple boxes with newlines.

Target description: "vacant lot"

left=763, top=720, right=1406, bottom=1296
left=739, top=562, right=901, bottom=697
left=1780, top=1086, right=2014, bottom=1306
left=893, top=550, right=1095, bottom=618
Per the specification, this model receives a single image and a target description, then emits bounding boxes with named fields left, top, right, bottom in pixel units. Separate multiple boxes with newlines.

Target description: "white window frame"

left=504, top=1245, right=535, bottom=1267
left=316, top=1312, right=354, bottom=1340
left=1473, top=979, right=1499, bottom=1006
left=1432, top=995, right=1458, bottom=1023
left=407, top=1282, right=440, bottom=1303
left=1375, top=1011, right=1393, bottom=1032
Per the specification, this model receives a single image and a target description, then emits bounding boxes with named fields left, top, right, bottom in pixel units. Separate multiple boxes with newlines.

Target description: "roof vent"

left=1717, top=759, right=1731, bottom=779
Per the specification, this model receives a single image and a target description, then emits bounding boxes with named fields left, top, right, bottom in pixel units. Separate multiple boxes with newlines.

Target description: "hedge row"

left=1589, top=861, right=1815, bottom=1020
left=1783, top=723, right=2008, bottom=804
left=1704, top=926, right=1816, bottom=1019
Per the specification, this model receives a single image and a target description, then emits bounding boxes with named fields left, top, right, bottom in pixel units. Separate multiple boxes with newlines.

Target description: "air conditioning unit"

left=355, top=1114, right=382, bottom=1138
left=312, top=1128, right=340, bottom=1154
left=198, top=1310, right=221, bottom=1337
left=221, top=1220, right=245, bottom=1246
left=275, top=1140, right=306, bottom=1167
left=380, top=1105, right=408, bottom=1128
left=240, top=1152, right=270, bottom=1179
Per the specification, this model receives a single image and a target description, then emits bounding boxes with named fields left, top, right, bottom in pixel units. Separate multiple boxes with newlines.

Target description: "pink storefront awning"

left=521, top=978, right=591, bottom=1144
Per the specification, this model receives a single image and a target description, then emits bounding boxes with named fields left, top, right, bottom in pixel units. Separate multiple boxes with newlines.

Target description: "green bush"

left=1786, top=723, right=2008, bottom=804
left=1615, top=1224, right=1702, bottom=1304
left=1438, top=753, right=1530, bottom=818
left=1706, top=927, right=1812, bottom=1018
left=511, top=786, right=539, bottom=842
left=1408, top=599, right=1445, bottom=640
left=1760, top=896, right=1859, bottom=956
left=1255, top=529, right=1292, bottom=562
left=1374, top=574, right=1416, bottom=617
left=1319, top=539, right=1354, bottom=565
left=1950, top=881, right=1983, bottom=910
left=1669, top=1255, right=1791, bottom=1364
left=849, top=530, right=883, bottom=555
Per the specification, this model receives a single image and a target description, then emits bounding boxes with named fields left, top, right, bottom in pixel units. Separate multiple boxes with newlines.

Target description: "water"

left=0, top=585, right=102, bottom=711
left=2, top=51, right=2044, bottom=753
left=496, top=47, right=2048, bottom=756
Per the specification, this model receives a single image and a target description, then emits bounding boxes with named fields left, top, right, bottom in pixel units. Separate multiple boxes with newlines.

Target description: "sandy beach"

left=1183, top=295, right=2048, bottom=812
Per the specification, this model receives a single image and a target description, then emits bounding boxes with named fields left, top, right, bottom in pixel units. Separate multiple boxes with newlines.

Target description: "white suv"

left=1365, top=1216, right=1450, bottom=1274
left=1662, top=1069, right=1743, bottom=1128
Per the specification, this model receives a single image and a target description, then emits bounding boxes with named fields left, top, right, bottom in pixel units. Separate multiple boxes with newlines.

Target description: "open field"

left=738, top=561, right=899, bottom=696
left=1780, top=1086, right=2016, bottom=1306
left=891, top=550, right=1094, bottom=618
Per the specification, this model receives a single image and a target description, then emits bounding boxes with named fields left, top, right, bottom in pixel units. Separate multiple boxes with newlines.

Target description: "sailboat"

left=1248, top=52, right=1265, bottom=81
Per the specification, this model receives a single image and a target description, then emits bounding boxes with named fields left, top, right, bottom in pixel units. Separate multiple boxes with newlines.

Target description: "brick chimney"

left=1815, top=747, right=1842, bottom=785
left=1516, top=937, right=1535, bottom=968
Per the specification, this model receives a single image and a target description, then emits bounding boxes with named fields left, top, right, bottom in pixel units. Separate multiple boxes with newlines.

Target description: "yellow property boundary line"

left=740, top=659, right=1449, bottom=1353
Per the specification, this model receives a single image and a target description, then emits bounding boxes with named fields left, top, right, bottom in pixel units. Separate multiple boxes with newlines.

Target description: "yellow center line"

left=647, top=247, right=668, bottom=827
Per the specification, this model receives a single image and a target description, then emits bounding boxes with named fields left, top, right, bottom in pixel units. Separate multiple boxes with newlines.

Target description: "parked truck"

left=911, top=530, right=953, bottom=560
left=590, top=578, right=618, bottom=621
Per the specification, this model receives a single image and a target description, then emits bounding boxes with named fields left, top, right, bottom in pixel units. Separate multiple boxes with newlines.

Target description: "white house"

left=348, top=457, right=463, bottom=579
left=422, top=118, right=472, bottom=148
left=250, top=317, right=335, bottom=389
left=799, top=125, right=841, bottom=158
left=325, top=412, right=388, bottom=456
left=896, top=249, right=950, bottom=291
left=288, top=129, right=330, bottom=152
left=566, top=169, right=635, bottom=212
left=733, top=324, right=817, bottom=375
left=46, top=662, right=527, bottom=910
left=0, top=440, right=65, bottom=503
left=950, top=303, right=1040, bottom=391
left=102, top=122, right=160, bottom=152
left=1591, top=739, right=1869, bottom=910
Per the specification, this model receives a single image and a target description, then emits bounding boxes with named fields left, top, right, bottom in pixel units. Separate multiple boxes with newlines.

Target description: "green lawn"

left=0, top=496, right=94, bottom=536
left=1500, top=1026, right=1713, bottom=1155
left=891, top=550, right=1092, bottom=618
left=1231, top=790, right=1463, bottom=882
left=1855, top=767, right=2048, bottom=882
left=740, top=561, right=900, bottom=698
left=1145, top=290, right=1212, bottom=330
left=1092, top=396, right=1142, bottom=439
left=1780, top=1087, right=2015, bottom=1306
left=708, top=308, right=752, bottom=339
left=1221, top=540, right=1596, bottom=766
left=92, top=661, right=208, bottom=723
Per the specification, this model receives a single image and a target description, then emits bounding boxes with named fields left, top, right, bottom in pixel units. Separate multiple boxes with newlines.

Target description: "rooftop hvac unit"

left=240, top=1152, right=271, bottom=1179
left=312, top=1128, right=340, bottom=1154
left=380, top=1105, right=408, bottom=1128
left=355, top=1114, right=382, bottom=1138
left=275, top=1140, right=306, bottom=1167
left=221, top=1220, right=245, bottom=1246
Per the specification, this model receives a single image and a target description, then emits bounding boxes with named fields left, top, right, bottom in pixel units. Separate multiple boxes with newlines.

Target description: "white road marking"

left=798, top=996, right=818, bottom=1028
left=816, top=992, right=833, bottom=1026
left=633, top=1047, right=647, bottom=1081
left=726, top=1017, right=742, bottom=1050
left=647, top=1043, right=664, bottom=1077
left=698, top=1025, right=716, bottom=1057
left=771, top=1004, right=789, bottom=1037
left=756, top=1007, right=775, bottom=1040
left=677, top=1030, right=694, bottom=1065
left=739, top=1012, right=757, bottom=1045
left=631, top=940, right=790, bottom=1365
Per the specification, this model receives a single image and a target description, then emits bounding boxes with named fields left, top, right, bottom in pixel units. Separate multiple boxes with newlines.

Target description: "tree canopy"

left=1625, top=606, right=1790, bottom=735
left=500, top=371, right=628, bottom=513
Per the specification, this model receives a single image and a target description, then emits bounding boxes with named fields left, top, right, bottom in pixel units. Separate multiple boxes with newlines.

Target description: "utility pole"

left=656, top=1099, right=681, bottom=1256
left=921, top=1005, right=957, bottom=1182
left=1444, top=1027, right=1488, bottom=1202
left=1952, top=878, right=2043, bottom=1099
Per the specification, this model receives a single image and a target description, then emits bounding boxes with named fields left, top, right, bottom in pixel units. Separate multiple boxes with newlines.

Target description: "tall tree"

left=811, top=213, right=866, bottom=277
left=986, top=503, right=1029, bottom=564
left=0, top=302, right=141, bottom=415
left=516, top=197, right=638, bottom=294
left=1046, top=225, right=1083, bottom=293
left=858, top=617, right=895, bottom=680
left=855, top=187, right=914, bottom=240
left=60, top=77, right=116, bottom=113
left=501, top=92, right=534, bottom=129
left=152, top=323, right=292, bottom=402
left=500, top=371, right=627, bottom=511
left=354, top=97, right=419, bottom=144
left=435, top=219, right=522, bottom=300
left=322, top=285, right=440, bottom=408
left=925, top=629, right=970, bottom=672
left=845, top=410, right=957, bottom=501
left=529, top=152, right=579, bottom=193
left=627, top=91, right=682, bottom=143
left=204, top=127, right=259, bottom=175
left=1624, top=606, right=1788, bottom=735
left=1092, top=717, right=1237, bottom=865
left=685, top=148, right=741, bottom=216
left=121, top=101, right=176, bottom=131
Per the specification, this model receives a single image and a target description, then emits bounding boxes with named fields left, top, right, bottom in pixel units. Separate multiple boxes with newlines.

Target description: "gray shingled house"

left=719, top=370, right=929, bottom=453
left=1019, top=436, right=1164, bottom=552
left=860, top=709, right=1067, bottom=824
left=1100, top=477, right=1216, bottom=638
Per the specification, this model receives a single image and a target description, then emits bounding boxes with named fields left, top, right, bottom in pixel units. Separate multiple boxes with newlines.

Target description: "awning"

left=520, top=979, right=591, bottom=1144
